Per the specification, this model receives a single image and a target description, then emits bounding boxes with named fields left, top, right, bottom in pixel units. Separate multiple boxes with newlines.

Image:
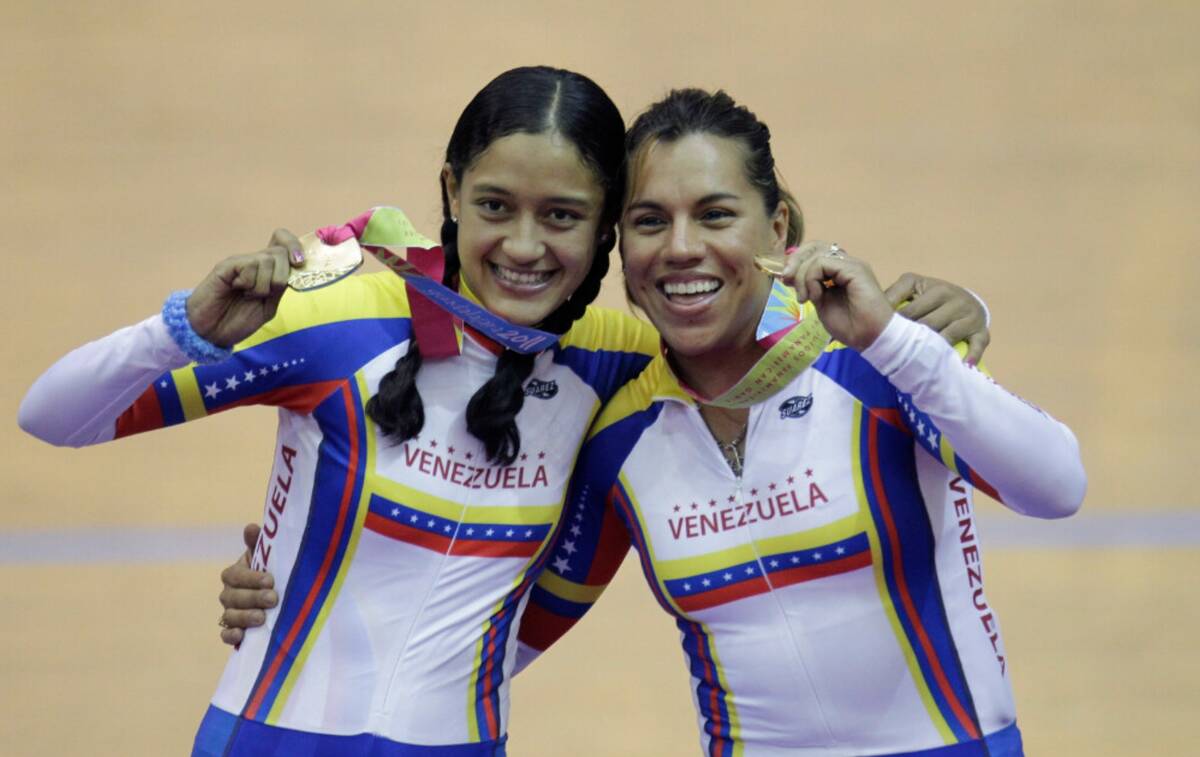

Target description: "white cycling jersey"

left=20, top=270, right=658, bottom=756
left=519, top=313, right=1085, bottom=756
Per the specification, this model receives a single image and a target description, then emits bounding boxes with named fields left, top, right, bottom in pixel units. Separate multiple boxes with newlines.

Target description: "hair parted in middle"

left=365, top=65, right=627, bottom=466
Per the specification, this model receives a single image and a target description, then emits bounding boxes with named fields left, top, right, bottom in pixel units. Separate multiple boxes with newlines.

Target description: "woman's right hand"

left=187, top=229, right=305, bottom=348
left=218, top=523, right=279, bottom=646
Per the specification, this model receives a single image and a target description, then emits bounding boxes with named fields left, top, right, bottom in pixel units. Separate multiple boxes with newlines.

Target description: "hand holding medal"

left=185, top=229, right=307, bottom=348
left=767, top=240, right=895, bottom=352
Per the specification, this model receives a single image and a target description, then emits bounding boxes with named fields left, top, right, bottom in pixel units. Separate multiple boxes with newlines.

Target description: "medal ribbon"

left=677, top=279, right=831, bottom=408
left=316, top=207, right=557, bottom=357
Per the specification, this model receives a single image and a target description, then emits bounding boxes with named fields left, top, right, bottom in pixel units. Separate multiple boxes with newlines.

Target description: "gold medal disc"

left=287, top=232, right=364, bottom=291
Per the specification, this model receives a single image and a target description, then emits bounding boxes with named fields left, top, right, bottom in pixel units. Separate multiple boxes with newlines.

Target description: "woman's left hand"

left=780, top=241, right=895, bottom=352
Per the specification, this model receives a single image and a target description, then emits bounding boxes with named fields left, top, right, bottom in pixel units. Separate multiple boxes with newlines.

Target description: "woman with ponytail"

left=512, top=89, right=1081, bottom=755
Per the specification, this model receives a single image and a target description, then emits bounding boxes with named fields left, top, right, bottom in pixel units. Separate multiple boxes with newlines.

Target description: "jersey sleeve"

left=513, top=380, right=662, bottom=674
left=19, top=273, right=412, bottom=447
left=514, top=483, right=630, bottom=674
left=860, top=314, right=1086, bottom=518
left=555, top=307, right=659, bottom=403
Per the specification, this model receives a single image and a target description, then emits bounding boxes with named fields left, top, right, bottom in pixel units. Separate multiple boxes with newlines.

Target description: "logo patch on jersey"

left=524, top=379, right=559, bottom=400
left=779, top=394, right=813, bottom=419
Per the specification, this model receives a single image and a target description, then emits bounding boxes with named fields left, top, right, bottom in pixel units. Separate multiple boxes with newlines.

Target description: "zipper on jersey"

left=739, top=403, right=839, bottom=746
left=375, top=496, right=472, bottom=723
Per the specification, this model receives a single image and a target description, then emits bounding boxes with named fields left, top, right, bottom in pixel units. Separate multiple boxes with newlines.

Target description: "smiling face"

left=621, top=132, right=789, bottom=372
left=444, top=131, right=606, bottom=327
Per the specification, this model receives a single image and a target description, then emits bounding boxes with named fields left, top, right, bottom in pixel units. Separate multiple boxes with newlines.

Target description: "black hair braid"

left=464, top=226, right=613, bottom=466
left=364, top=215, right=461, bottom=442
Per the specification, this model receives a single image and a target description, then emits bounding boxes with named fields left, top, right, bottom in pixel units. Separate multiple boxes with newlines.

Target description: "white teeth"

left=663, top=279, right=720, bottom=296
left=492, top=265, right=554, bottom=286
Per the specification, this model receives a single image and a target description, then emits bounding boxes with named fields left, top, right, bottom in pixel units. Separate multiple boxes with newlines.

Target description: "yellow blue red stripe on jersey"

left=822, top=346, right=986, bottom=745
left=663, top=532, right=872, bottom=612
left=242, top=376, right=370, bottom=723
left=365, top=496, right=553, bottom=558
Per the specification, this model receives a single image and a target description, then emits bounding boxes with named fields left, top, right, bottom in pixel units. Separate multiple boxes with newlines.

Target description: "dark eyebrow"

left=697, top=192, right=741, bottom=205
left=625, top=199, right=665, bottom=213
left=472, top=183, right=514, bottom=198
left=472, top=184, right=594, bottom=208
left=625, top=192, right=742, bottom=213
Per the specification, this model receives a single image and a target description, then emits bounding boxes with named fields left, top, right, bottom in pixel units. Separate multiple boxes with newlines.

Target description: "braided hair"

left=366, top=66, right=625, bottom=465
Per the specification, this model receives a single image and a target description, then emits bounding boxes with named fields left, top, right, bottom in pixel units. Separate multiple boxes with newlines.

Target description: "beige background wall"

left=2, top=1, right=1196, bottom=754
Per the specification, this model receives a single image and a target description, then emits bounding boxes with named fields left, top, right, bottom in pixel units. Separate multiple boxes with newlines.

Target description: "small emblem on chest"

left=779, top=393, right=813, bottom=419
left=524, top=379, right=559, bottom=399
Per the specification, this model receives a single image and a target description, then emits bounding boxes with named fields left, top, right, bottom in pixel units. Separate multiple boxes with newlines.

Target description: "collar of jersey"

left=647, top=350, right=700, bottom=406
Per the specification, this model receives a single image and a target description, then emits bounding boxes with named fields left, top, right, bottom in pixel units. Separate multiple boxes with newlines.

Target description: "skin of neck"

left=663, top=276, right=773, bottom=402
left=669, top=338, right=766, bottom=402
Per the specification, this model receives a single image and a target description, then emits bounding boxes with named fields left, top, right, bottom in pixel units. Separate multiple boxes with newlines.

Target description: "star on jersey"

left=553, top=484, right=599, bottom=577
left=664, top=534, right=872, bottom=602
left=196, top=353, right=308, bottom=406
left=899, top=395, right=948, bottom=458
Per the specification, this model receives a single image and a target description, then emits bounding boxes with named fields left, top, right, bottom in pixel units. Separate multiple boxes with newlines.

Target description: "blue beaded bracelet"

left=162, top=289, right=234, bottom=364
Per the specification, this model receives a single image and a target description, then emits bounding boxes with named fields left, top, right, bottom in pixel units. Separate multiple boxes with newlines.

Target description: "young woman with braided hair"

left=21, top=65, right=645, bottom=756
left=366, top=68, right=623, bottom=466
left=24, top=68, right=990, bottom=755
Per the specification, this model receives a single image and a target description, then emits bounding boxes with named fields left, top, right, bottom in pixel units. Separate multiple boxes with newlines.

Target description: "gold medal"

left=754, top=252, right=836, bottom=289
left=287, top=232, right=364, bottom=291
left=753, top=253, right=787, bottom=277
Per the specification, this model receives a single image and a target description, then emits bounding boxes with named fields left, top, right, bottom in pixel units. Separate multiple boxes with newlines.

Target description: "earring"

left=451, top=215, right=458, bottom=223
